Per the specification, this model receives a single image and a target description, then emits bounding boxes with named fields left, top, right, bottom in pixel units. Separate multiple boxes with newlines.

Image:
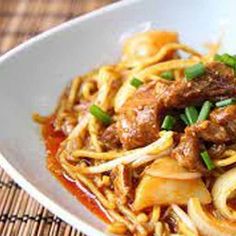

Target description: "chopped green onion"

left=161, top=115, right=176, bottom=130
left=197, top=101, right=213, bottom=121
left=214, top=54, right=222, bottom=61
left=200, top=151, right=215, bottom=171
left=130, top=77, right=143, bottom=88
left=214, top=53, right=236, bottom=68
left=185, top=106, right=199, bottom=125
left=89, top=105, right=112, bottom=125
left=180, top=114, right=189, bottom=125
left=215, top=98, right=236, bottom=107
left=184, top=63, right=205, bottom=81
left=160, top=71, right=174, bottom=80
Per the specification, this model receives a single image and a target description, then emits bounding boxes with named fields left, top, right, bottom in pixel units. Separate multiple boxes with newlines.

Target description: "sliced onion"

left=131, top=150, right=171, bottom=168
left=212, top=167, right=236, bottom=220
left=68, top=113, right=89, bottom=139
left=188, top=198, right=236, bottom=236
left=82, top=131, right=173, bottom=174
left=172, top=204, right=198, bottom=235
left=146, top=157, right=202, bottom=180
left=133, top=159, right=211, bottom=210
left=214, top=154, right=236, bottom=167
left=147, top=171, right=201, bottom=180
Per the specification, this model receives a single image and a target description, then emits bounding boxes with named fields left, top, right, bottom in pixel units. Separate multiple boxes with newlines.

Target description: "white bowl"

left=0, top=0, right=235, bottom=235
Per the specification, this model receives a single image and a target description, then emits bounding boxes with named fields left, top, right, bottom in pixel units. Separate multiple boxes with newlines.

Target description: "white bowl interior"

left=0, top=0, right=236, bottom=235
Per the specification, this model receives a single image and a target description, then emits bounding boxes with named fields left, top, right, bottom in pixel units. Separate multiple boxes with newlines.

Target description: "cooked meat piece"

left=155, top=79, right=172, bottom=98
left=187, top=120, right=230, bottom=144
left=100, top=123, right=121, bottom=150
left=171, top=105, right=236, bottom=171
left=171, top=131, right=205, bottom=172
left=111, top=164, right=133, bottom=204
left=208, top=144, right=226, bottom=159
left=210, top=104, right=236, bottom=140
left=171, top=105, right=236, bottom=172
left=117, top=82, right=161, bottom=150
left=172, top=117, right=230, bottom=172
left=115, top=62, right=236, bottom=154
left=162, top=62, right=236, bottom=108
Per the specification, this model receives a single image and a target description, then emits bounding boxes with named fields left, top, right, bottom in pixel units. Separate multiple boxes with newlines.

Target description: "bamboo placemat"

left=0, top=1, right=118, bottom=235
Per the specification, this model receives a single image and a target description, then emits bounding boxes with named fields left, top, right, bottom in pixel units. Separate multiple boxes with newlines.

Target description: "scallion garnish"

left=180, top=114, right=189, bottom=125
left=160, top=71, right=174, bottom=80
left=130, top=77, right=143, bottom=88
left=185, top=106, right=199, bottom=125
left=215, top=98, right=236, bottom=107
left=214, top=54, right=222, bottom=61
left=161, top=115, right=176, bottom=130
left=197, top=101, right=213, bottom=121
left=184, top=63, right=205, bottom=81
left=214, top=53, right=236, bottom=68
left=200, top=151, right=215, bottom=171
left=89, top=105, right=112, bottom=125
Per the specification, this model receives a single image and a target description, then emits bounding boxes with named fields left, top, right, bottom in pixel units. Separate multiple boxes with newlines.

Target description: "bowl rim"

left=0, top=0, right=141, bottom=235
left=0, top=0, right=140, bottom=63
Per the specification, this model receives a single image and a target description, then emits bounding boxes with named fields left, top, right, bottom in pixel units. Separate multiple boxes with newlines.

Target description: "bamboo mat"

left=0, top=1, right=118, bottom=235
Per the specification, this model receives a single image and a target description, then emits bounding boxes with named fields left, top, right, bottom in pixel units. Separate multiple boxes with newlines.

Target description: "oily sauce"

left=41, top=116, right=110, bottom=223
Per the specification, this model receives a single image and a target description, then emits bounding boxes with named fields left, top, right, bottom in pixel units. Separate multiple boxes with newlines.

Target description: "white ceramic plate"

left=0, top=0, right=235, bottom=235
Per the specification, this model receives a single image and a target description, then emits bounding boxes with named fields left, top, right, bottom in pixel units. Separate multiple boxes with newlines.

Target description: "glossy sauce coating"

left=42, top=116, right=110, bottom=223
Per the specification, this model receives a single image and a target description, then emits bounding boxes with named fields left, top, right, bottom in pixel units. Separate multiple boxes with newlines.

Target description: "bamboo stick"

left=31, top=203, right=44, bottom=235
left=10, top=190, right=30, bottom=235
left=36, top=207, right=49, bottom=236
left=21, top=199, right=39, bottom=235
left=0, top=175, right=17, bottom=234
left=17, top=197, right=34, bottom=235
left=63, top=224, right=73, bottom=236
left=2, top=186, right=21, bottom=236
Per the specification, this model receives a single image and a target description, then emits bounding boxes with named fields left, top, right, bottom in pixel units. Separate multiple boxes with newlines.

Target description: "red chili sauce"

left=41, top=116, right=236, bottom=226
left=41, top=116, right=110, bottom=223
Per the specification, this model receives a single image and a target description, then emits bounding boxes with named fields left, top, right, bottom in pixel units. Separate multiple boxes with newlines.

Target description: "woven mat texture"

left=0, top=1, right=118, bottom=235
